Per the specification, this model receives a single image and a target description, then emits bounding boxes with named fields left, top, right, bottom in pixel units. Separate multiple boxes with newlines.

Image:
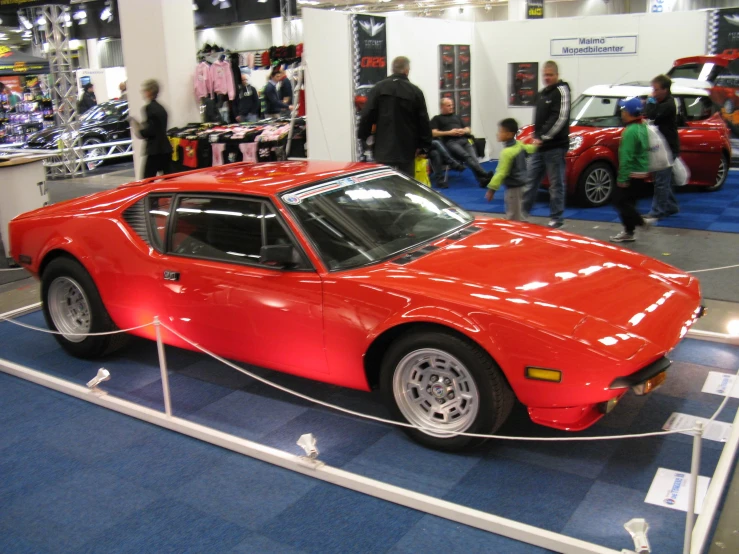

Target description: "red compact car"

left=10, top=162, right=703, bottom=450
left=519, top=84, right=732, bottom=207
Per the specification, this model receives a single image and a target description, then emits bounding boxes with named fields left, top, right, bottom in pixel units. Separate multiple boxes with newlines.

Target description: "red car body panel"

left=9, top=162, right=703, bottom=431
left=518, top=113, right=731, bottom=193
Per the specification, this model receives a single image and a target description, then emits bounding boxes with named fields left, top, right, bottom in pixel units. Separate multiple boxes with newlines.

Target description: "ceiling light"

left=258, top=0, right=268, bottom=3
left=19, top=15, right=32, bottom=30
left=73, top=9, right=87, bottom=20
left=220, top=0, right=232, bottom=7
left=36, top=16, right=46, bottom=27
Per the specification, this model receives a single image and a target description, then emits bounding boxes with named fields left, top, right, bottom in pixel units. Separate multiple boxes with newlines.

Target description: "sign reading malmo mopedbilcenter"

left=551, top=36, right=638, bottom=57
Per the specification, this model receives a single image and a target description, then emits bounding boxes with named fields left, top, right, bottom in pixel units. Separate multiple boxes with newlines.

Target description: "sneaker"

left=547, top=219, right=564, bottom=229
left=451, top=162, right=465, bottom=172
left=610, top=231, right=635, bottom=242
left=642, top=217, right=657, bottom=228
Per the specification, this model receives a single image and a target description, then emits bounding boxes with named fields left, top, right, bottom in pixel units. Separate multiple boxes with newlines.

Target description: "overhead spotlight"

left=19, top=15, right=33, bottom=30
left=64, top=12, right=71, bottom=23
left=73, top=9, right=87, bottom=21
left=220, top=0, right=232, bottom=7
left=36, top=15, right=46, bottom=27
left=100, top=1, right=114, bottom=23
left=193, top=1, right=199, bottom=9
left=297, top=433, right=319, bottom=459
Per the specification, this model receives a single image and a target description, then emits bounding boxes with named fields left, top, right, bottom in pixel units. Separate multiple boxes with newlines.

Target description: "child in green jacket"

left=485, top=119, right=537, bottom=221
left=610, top=97, right=650, bottom=243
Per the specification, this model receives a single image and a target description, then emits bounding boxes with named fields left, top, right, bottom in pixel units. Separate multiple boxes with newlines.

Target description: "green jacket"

left=487, top=140, right=537, bottom=191
left=618, top=120, right=649, bottom=184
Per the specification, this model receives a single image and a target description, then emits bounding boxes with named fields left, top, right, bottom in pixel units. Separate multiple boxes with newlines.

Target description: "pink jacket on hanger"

left=210, top=60, right=235, bottom=101
left=194, top=62, right=212, bottom=99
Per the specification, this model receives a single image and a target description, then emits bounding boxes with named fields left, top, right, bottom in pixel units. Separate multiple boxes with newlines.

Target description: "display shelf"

left=0, top=310, right=736, bottom=553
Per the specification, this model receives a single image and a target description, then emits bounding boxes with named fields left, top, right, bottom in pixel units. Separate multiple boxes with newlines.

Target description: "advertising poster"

left=439, top=45, right=455, bottom=90
left=527, top=0, right=544, bottom=19
left=708, top=8, right=739, bottom=158
left=508, top=62, right=538, bottom=107
left=351, top=14, right=387, bottom=158
left=438, top=44, right=471, bottom=126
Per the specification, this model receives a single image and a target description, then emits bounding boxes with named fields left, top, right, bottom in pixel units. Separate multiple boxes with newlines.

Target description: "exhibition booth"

left=1, top=5, right=739, bottom=554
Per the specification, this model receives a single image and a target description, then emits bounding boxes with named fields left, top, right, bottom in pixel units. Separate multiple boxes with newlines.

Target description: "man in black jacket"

left=237, top=73, right=261, bottom=122
left=77, top=83, right=97, bottom=115
left=264, top=68, right=292, bottom=118
left=522, top=61, right=571, bottom=228
left=644, top=74, right=680, bottom=221
left=129, top=79, right=172, bottom=179
left=358, top=56, right=432, bottom=178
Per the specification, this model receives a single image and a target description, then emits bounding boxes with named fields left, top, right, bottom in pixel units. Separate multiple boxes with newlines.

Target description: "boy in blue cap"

left=610, top=97, right=650, bottom=243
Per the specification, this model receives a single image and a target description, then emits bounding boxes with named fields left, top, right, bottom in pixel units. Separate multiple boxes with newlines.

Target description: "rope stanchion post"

left=683, top=421, right=704, bottom=554
left=154, top=317, right=172, bottom=417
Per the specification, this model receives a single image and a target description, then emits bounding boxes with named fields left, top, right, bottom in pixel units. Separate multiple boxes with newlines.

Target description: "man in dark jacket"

left=522, top=61, right=571, bottom=228
left=129, top=79, right=172, bottom=179
left=279, top=72, right=293, bottom=117
left=237, top=73, right=261, bottom=122
left=264, top=68, right=291, bottom=118
left=358, top=56, right=432, bottom=178
left=644, top=74, right=680, bottom=222
left=77, top=83, right=97, bottom=115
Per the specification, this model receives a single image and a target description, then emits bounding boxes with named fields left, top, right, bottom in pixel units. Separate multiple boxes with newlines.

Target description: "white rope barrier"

left=159, top=321, right=739, bottom=443
left=0, top=310, right=735, bottom=442
left=687, top=264, right=739, bottom=274
left=0, top=268, right=26, bottom=272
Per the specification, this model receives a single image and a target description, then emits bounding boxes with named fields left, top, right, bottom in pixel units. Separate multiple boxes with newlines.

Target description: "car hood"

left=359, top=219, right=701, bottom=352
left=25, top=125, right=65, bottom=147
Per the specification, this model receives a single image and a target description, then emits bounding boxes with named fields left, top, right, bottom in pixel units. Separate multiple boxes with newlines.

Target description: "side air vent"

left=448, top=225, right=481, bottom=241
left=121, top=200, right=151, bottom=245
left=392, top=244, right=439, bottom=265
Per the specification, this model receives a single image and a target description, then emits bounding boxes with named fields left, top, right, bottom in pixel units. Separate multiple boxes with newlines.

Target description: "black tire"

left=705, top=154, right=729, bottom=192
left=42, top=256, right=127, bottom=358
left=380, top=329, right=514, bottom=451
left=576, top=162, right=615, bottom=208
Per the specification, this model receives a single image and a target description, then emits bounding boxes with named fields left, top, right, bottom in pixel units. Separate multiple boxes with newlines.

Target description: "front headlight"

left=569, top=135, right=583, bottom=152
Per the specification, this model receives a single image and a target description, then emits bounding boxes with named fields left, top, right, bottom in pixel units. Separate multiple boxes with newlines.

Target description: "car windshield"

left=668, top=62, right=722, bottom=82
left=282, top=172, right=473, bottom=271
left=80, top=104, right=121, bottom=123
left=570, top=95, right=637, bottom=127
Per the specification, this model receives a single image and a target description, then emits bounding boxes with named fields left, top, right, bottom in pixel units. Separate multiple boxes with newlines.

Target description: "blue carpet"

left=1, top=312, right=738, bottom=553
left=439, top=163, right=739, bottom=233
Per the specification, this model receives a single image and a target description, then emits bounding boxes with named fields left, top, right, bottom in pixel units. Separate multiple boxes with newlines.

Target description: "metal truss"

left=280, top=0, right=294, bottom=45
left=21, top=5, right=84, bottom=178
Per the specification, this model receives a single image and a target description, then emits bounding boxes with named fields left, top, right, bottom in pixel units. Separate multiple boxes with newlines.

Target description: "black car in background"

left=25, top=100, right=130, bottom=170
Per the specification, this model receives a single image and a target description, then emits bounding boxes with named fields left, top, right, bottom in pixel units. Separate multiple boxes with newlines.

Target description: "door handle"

left=163, top=270, right=180, bottom=281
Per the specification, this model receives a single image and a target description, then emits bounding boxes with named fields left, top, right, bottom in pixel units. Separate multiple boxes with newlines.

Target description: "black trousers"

left=144, top=154, right=171, bottom=179
left=379, top=160, right=415, bottom=179
left=612, top=179, right=645, bottom=234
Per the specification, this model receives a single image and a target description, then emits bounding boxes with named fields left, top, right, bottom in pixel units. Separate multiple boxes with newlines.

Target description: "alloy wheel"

left=47, top=276, right=92, bottom=343
left=392, top=348, right=480, bottom=437
left=584, top=168, right=613, bottom=205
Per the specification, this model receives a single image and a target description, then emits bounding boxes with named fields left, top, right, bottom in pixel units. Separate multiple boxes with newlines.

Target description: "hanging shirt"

left=194, top=62, right=212, bottom=100
left=210, top=60, right=235, bottom=100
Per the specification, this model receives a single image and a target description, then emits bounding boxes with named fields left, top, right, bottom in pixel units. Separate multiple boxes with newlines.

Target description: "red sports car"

left=519, top=84, right=732, bottom=207
left=10, top=162, right=703, bottom=450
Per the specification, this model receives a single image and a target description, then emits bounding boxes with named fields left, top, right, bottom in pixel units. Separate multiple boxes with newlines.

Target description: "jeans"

left=429, top=140, right=457, bottom=185
left=650, top=166, right=679, bottom=218
left=445, top=138, right=488, bottom=181
left=613, top=180, right=646, bottom=234
left=523, top=148, right=567, bottom=223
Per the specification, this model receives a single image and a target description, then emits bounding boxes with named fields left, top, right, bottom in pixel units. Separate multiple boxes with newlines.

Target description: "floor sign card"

left=645, top=468, right=710, bottom=514
left=701, top=371, right=739, bottom=398
left=662, top=412, right=732, bottom=442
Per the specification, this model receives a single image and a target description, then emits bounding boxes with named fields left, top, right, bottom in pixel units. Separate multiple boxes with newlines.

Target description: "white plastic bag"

left=645, top=124, right=673, bottom=172
left=672, top=157, right=690, bottom=187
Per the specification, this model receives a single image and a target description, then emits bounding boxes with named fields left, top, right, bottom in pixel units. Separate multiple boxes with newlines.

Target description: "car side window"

left=147, top=195, right=173, bottom=251
left=170, top=196, right=303, bottom=268
left=681, top=96, right=713, bottom=122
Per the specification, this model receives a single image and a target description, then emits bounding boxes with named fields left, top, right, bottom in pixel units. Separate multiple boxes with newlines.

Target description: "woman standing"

left=129, top=79, right=172, bottom=179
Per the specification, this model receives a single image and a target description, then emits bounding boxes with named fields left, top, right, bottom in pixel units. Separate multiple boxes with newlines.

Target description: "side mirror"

left=259, top=244, right=295, bottom=267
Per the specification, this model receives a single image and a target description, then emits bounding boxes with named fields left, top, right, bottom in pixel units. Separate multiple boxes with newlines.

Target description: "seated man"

left=429, top=98, right=491, bottom=188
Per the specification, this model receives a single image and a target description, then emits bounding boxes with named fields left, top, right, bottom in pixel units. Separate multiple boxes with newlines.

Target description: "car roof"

left=121, top=161, right=384, bottom=196
left=582, top=84, right=710, bottom=97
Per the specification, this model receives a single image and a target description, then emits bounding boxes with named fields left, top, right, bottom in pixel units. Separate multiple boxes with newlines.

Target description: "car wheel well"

left=39, top=249, right=80, bottom=278
left=364, top=322, right=505, bottom=390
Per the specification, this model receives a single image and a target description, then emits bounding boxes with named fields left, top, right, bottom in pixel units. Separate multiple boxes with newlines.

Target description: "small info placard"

left=645, top=468, right=710, bottom=514
left=701, top=371, right=739, bottom=399
left=662, top=412, right=732, bottom=442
